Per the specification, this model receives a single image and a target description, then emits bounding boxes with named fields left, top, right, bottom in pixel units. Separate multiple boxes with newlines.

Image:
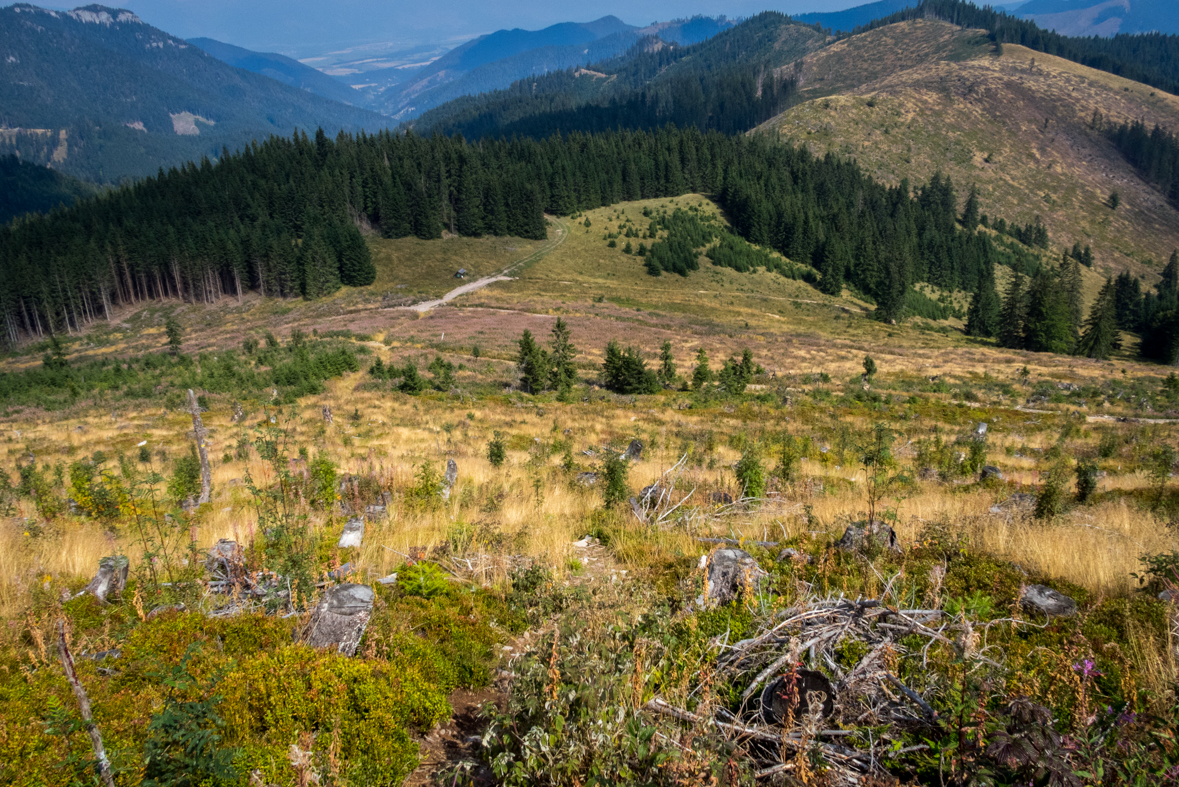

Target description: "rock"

left=761, top=669, right=836, bottom=725
left=338, top=517, right=365, bottom=549
left=835, top=521, right=900, bottom=555
left=377, top=573, right=399, bottom=585
left=79, top=556, right=129, bottom=603
left=575, top=472, right=599, bottom=487
left=708, top=491, right=734, bottom=506
left=364, top=504, right=387, bottom=519
left=623, top=439, right=643, bottom=462
left=147, top=604, right=185, bottom=620
left=980, top=466, right=1005, bottom=482
left=777, top=548, right=812, bottom=564
left=1020, top=584, right=1077, bottom=618
left=975, top=422, right=988, bottom=437
left=1158, top=589, right=1179, bottom=604
left=301, top=583, right=375, bottom=656
left=700, top=549, right=767, bottom=607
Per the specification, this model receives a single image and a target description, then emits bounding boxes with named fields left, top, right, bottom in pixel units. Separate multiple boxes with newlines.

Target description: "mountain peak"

left=7, top=3, right=143, bottom=25
left=68, top=6, right=144, bottom=26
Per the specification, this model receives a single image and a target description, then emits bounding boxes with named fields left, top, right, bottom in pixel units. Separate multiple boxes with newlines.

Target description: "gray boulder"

left=835, top=521, right=900, bottom=555
left=301, top=583, right=375, bottom=656
left=79, top=556, right=129, bottom=603
left=575, top=472, right=599, bottom=487
left=1020, top=584, right=1077, bottom=618
left=700, top=549, right=767, bottom=607
left=1158, top=589, right=1178, bottom=604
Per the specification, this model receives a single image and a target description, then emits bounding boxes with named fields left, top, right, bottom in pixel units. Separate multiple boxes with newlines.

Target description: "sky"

left=105, top=0, right=872, bottom=55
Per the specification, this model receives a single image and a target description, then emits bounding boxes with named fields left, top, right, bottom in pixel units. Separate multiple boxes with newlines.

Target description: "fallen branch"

left=57, top=620, right=116, bottom=787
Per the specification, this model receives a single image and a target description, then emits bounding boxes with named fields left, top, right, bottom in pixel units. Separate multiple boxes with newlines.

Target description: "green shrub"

left=602, top=452, right=630, bottom=508
left=306, top=454, right=338, bottom=509
left=167, top=446, right=203, bottom=502
left=488, top=432, right=506, bottom=467
left=734, top=446, right=765, bottom=500
left=1034, top=462, right=1069, bottom=520
left=399, top=562, right=451, bottom=600
left=1075, top=460, right=1098, bottom=503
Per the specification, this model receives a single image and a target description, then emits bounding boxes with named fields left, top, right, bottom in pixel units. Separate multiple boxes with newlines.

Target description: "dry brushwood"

left=641, top=581, right=996, bottom=782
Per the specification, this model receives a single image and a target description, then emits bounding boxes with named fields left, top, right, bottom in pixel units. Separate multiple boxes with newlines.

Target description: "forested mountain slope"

left=188, top=37, right=362, bottom=106
left=0, top=4, right=392, bottom=183
left=0, top=155, right=94, bottom=224
left=758, top=19, right=1179, bottom=278
left=411, top=13, right=828, bottom=138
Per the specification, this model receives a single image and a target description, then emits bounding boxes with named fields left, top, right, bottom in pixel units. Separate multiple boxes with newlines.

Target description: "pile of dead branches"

left=644, top=590, right=990, bottom=784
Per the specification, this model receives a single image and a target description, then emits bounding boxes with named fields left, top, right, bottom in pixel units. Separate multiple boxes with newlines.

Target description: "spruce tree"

left=399, top=362, right=427, bottom=394
left=1077, top=278, right=1121, bottom=360
left=516, top=329, right=549, bottom=394
left=966, top=260, right=1001, bottom=338
left=300, top=231, right=340, bottom=300
left=1023, top=268, right=1074, bottom=354
left=1062, top=255, right=1084, bottom=342
left=692, top=348, right=712, bottom=390
left=548, top=318, right=577, bottom=396
left=658, top=341, right=677, bottom=386
left=818, top=238, right=847, bottom=296
left=998, top=273, right=1028, bottom=350
left=1161, top=250, right=1179, bottom=302
left=337, top=225, right=376, bottom=287
left=961, top=185, right=980, bottom=230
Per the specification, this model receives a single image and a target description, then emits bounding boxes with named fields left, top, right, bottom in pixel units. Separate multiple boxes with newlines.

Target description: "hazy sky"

left=106, top=0, right=870, bottom=54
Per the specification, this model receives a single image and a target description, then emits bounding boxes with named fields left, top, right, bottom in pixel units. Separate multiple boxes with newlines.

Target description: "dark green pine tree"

left=1061, top=254, right=1085, bottom=343
left=548, top=318, right=578, bottom=396
left=300, top=230, right=340, bottom=300
left=818, top=238, right=848, bottom=296
left=1077, top=278, right=1121, bottom=360
left=337, top=224, right=376, bottom=287
left=691, top=347, right=712, bottom=390
left=966, top=260, right=1001, bottom=338
left=1162, top=250, right=1179, bottom=302
left=516, top=329, right=549, bottom=394
left=961, top=184, right=980, bottom=231
left=658, top=341, right=676, bottom=386
left=998, top=273, right=1028, bottom=349
left=874, top=238, right=912, bottom=323
left=1023, top=268, right=1075, bottom=354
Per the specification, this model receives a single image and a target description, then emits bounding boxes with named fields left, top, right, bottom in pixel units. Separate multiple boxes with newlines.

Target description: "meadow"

left=1, top=201, right=1177, bottom=785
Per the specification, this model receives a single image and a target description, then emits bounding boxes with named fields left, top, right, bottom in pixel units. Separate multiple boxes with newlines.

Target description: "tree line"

left=1103, top=118, right=1179, bottom=210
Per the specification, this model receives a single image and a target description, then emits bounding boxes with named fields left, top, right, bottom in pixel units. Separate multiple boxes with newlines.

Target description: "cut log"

left=57, top=621, right=116, bottom=787
left=301, top=583, right=374, bottom=656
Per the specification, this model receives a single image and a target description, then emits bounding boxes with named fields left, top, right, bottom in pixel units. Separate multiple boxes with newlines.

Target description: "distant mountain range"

left=187, top=37, right=362, bottom=106
left=794, top=0, right=921, bottom=33
left=0, top=4, right=392, bottom=183
left=1015, top=0, right=1179, bottom=36
left=197, top=15, right=738, bottom=122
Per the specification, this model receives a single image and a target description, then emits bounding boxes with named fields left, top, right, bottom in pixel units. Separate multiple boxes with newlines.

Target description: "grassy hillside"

left=2, top=199, right=1179, bottom=783
left=758, top=19, right=1179, bottom=280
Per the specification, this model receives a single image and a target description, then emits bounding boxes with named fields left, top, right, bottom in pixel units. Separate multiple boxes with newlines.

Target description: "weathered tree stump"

left=623, top=439, right=644, bottom=462
left=761, top=669, right=836, bottom=725
left=301, top=584, right=374, bottom=656
left=338, top=517, right=365, bottom=549
left=835, top=521, right=900, bottom=555
left=322, top=405, right=333, bottom=424
left=1020, top=584, right=1076, bottom=618
left=442, top=458, right=458, bottom=501
left=699, top=548, right=767, bottom=608
left=231, top=401, right=244, bottom=423
left=79, top=556, right=129, bottom=603
left=186, top=389, right=212, bottom=505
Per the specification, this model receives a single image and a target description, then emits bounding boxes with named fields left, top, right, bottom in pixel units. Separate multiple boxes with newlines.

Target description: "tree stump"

left=186, top=389, right=212, bottom=505
left=231, top=401, right=244, bottom=423
left=300, top=584, right=374, bottom=656
left=623, top=439, right=644, bottom=462
left=338, top=517, right=365, bottom=549
left=322, top=405, right=333, bottom=424
left=80, top=556, right=129, bottom=603
left=442, top=458, right=458, bottom=501
left=698, top=549, right=766, bottom=608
